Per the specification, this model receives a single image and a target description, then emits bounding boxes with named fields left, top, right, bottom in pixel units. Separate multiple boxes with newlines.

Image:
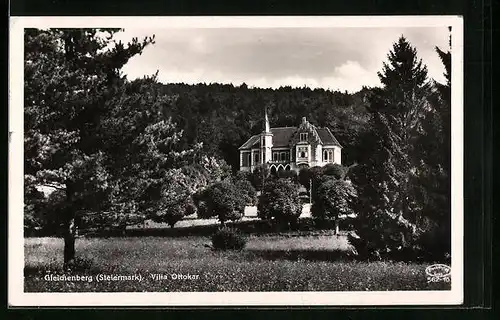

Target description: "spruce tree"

left=411, top=34, right=452, bottom=258
left=351, top=36, right=432, bottom=258
left=370, top=36, right=430, bottom=222
left=378, top=36, right=429, bottom=93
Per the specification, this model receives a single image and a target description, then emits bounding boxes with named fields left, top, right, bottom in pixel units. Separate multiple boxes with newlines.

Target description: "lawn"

left=24, top=234, right=451, bottom=292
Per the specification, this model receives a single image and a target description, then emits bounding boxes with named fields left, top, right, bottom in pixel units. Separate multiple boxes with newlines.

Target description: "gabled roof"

left=316, top=127, right=342, bottom=147
left=239, top=135, right=260, bottom=150
left=270, top=127, right=296, bottom=147
left=239, top=125, right=342, bottom=149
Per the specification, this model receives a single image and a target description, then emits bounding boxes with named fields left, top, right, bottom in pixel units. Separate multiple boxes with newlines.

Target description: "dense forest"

left=157, top=82, right=372, bottom=170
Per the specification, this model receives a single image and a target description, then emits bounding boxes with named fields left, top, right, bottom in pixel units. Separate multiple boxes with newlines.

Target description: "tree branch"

left=41, top=183, right=66, bottom=191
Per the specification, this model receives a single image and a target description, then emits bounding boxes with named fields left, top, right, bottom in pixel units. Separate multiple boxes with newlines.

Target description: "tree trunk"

left=63, top=217, right=76, bottom=270
left=63, top=180, right=76, bottom=271
left=334, top=219, right=339, bottom=235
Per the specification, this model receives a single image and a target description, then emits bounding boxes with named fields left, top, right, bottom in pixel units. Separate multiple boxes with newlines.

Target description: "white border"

left=8, top=16, right=464, bottom=307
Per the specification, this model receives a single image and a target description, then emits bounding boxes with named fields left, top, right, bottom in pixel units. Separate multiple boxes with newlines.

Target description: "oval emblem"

left=425, top=264, right=451, bottom=278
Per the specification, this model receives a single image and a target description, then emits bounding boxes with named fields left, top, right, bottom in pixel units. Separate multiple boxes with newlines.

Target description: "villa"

left=239, top=111, right=342, bottom=173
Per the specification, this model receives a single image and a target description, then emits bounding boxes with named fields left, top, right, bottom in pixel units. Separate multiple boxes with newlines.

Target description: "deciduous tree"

left=311, top=178, right=356, bottom=234
left=257, top=178, right=302, bottom=229
left=194, top=181, right=247, bottom=225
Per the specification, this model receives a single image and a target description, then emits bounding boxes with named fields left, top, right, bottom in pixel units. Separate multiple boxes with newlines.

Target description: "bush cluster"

left=311, top=178, right=356, bottom=228
left=194, top=180, right=248, bottom=224
left=276, top=170, right=298, bottom=182
left=257, top=178, right=302, bottom=230
left=211, top=227, right=247, bottom=251
left=233, top=176, right=258, bottom=206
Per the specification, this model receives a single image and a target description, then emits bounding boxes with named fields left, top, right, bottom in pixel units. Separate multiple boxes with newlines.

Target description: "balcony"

left=269, top=159, right=290, bottom=164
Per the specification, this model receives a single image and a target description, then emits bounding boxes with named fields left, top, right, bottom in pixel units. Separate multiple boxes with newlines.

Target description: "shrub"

left=323, top=163, right=348, bottom=180
left=249, top=164, right=270, bottom=191
left=194, top=181, right=247, bottom=224
left=298, top=168, right=312, bottom=190
left=211, top=226, right=247, bottom=250
left=257, top=178, right=302, bottom=230
left=151, top=195, right=195, bottom=228
left=347, top=209, right=417, bottom=261
left=233, top=175, right=257, bottom=206
left=298, top=166, right=325, bottom=191
left=297, top=217, right=315, bottom=231
left=164, top=203, right=190, bottom=228
left=277, top=170, right=298, bottom=182
left=234, top=170, right=252, bottom=182
left=146, top=171, right=200, bottom=228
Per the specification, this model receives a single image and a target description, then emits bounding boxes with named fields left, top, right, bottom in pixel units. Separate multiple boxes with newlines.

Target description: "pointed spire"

left=264, top=105, right=270, bottom=133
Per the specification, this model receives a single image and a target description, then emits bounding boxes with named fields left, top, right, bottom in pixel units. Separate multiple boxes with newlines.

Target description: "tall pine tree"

left=412, top=29, right=452, bottom=257
left=350, top=36, right=432, bottom=259
left=24, top=29, right=198, bottom=268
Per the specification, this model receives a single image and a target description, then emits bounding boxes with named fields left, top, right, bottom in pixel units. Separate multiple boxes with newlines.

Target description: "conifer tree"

left=24, top=29, right=197, bottom=269
left=350, top=36, right=432, bottom=258
left=378, top=36, right=429, bottom=93
left=372, top=36, right=430, bottom=220
left=411, top=30, right=452, bottom=257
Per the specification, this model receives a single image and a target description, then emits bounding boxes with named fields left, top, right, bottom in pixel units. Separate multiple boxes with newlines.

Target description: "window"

left=298, top=147, right=307, bottom=158
left=298, top=147, right=308, bottom=158
left=253, top=152, right=260, bottom=163
left=300, top=133, right=308, bottom=142
left=285, top=152, right=290, bottom=161
left=242, top=153, right=251, bottom=166
left=323, top=150, right=334, bottom=162
left=273, top=152, right=278, bottom=161
left=280, top=152, right=286, bottom=161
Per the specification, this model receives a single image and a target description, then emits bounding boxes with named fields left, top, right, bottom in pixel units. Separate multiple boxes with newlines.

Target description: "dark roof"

left=270, top=127, right=296, bottom=147
left=239, top=126, right=342, bottom=149
left=316, top=127, right=342, bottom=147
left=239, top=135, right=260, bottom=149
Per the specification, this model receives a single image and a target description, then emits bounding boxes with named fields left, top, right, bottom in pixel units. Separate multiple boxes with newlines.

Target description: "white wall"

left=334, top=147, right=342, bottom=165
left=315, top=144, right=323, bottom=166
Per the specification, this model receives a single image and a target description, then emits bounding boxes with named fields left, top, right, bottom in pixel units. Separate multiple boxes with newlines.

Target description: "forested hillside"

left=157, top=82, right=372, bottom=170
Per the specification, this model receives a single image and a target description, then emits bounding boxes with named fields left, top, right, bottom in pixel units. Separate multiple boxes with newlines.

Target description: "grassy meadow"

left=24, top=227, right=450, bottom=292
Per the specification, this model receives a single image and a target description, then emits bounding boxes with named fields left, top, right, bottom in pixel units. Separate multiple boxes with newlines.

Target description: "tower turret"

left=261, top=107, right=273, bottom=164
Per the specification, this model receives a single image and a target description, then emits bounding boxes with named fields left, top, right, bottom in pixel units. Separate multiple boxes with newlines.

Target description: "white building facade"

left=239, top=113, right=342, bottom=173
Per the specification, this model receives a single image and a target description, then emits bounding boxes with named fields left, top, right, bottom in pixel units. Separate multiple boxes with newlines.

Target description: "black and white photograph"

left=9, top=16, right=464, bottom=306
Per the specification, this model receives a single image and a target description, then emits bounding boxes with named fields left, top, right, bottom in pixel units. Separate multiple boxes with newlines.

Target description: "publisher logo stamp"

left=425, top=264, right=451, bottom=283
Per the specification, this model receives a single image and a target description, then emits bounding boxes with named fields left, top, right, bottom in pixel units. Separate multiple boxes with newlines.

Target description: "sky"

left=115, top=27, right=450, bottom=93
